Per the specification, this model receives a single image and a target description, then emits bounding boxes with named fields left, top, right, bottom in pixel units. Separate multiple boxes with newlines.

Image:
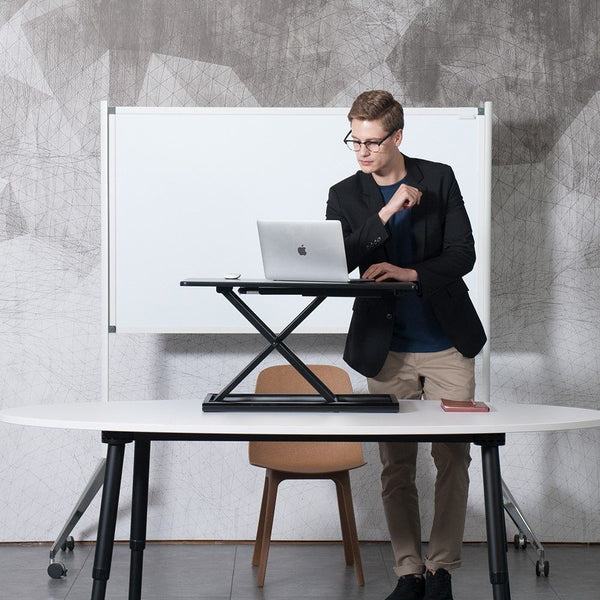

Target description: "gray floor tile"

left=231, top=543, right=391, bottom=599
left=2, top=541, right=599, bottom=600
left=526, top=545, right=600, bottom=600
left=66, top=543, right=236, bottom=599
left=0, top=543, right=92, bottom=600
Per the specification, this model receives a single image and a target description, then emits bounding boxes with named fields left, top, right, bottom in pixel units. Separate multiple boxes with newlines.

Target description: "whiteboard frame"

left=101, top=103, right=492, bottom=402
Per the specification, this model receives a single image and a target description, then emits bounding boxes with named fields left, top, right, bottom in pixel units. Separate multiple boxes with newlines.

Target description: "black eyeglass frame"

left=343, top=129, right=397, bottom=152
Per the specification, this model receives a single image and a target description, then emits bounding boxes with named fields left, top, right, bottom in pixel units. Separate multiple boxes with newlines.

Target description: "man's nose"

left=358, top=144, right=371, bottom=156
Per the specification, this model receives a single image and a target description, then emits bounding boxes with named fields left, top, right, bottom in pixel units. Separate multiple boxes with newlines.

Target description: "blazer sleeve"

left=326, top=176, right=391, bottom=273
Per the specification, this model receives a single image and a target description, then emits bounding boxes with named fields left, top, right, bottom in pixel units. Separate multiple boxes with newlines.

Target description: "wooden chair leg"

left=334, top=471, right=364, bottom=586
left=256, top=470, right=282, bottom=587
left=252, top=477, right=269, bottom=566
left=334, top=476, right=354, bottom=565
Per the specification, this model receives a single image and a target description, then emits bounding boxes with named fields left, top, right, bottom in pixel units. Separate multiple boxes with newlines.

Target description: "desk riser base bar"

left=203, top=393, right=399, bottom=412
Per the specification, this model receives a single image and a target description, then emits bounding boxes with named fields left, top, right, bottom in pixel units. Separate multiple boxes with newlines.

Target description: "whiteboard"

left=103, top=106, right=491, bottom=338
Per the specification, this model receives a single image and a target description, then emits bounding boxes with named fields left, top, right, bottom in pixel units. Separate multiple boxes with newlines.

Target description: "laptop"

left=257, top=220, right=351, bottom=282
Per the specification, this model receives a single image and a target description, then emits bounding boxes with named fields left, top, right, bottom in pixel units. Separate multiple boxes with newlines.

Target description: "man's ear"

left=394, top=129, right=403, bottom=147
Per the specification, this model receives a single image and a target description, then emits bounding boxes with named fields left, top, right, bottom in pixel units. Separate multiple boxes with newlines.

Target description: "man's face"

left=349, top=119, right=402, bottom=175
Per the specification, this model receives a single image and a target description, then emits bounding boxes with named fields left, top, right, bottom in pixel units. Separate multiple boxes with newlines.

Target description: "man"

left=326, top=90, right=487, bottom=600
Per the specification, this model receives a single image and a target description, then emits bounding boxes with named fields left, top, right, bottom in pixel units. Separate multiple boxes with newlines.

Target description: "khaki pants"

left=368, top=347, right=475, bottom=577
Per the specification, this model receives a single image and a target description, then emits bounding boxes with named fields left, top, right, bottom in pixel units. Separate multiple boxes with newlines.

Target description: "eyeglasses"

left=343, top=129, right=396, bottom=152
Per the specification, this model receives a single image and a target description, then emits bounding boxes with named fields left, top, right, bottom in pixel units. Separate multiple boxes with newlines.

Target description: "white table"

left=3, top=399, right=600, bottom=600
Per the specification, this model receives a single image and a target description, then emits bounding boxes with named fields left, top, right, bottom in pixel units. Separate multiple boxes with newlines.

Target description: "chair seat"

left=249, top=441, right=366, bottom=473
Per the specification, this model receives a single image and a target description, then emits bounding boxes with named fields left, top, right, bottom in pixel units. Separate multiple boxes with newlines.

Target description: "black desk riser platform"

left=180, top=279, right=417, bottom=412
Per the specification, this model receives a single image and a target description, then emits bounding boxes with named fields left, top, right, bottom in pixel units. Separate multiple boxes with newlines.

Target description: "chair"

left=249, top=364, right=366, bottom=587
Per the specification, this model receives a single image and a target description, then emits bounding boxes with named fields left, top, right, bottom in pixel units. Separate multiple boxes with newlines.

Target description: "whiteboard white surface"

left=106, top=106, right=490, bottom=334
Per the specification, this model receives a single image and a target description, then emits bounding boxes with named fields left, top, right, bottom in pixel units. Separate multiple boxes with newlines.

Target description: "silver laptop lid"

left=257, top=220, right=349, bottom=282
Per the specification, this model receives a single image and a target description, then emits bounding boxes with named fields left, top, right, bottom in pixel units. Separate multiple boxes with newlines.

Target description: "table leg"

left=91, top=439, right=127, bottom=600
left=129, top=440, right=151, bottom=600
left=480, top=442, right=511, bottom=600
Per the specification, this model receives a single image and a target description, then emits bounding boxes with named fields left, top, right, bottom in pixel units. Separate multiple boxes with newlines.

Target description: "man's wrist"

left=378, top=205, right=393, bottom=225
left=398, top=268, right=418, bottom=282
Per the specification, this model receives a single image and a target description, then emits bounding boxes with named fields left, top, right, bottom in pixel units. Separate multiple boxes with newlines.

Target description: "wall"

left=1, top=0, right=599, bottom=544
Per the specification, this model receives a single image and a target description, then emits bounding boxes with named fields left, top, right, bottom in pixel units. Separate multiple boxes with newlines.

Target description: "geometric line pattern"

left=1, top=0, right=599, bottom=543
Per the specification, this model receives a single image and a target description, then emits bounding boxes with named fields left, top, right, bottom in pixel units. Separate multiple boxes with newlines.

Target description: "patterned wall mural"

left=1, top=0, right=599, bottom=547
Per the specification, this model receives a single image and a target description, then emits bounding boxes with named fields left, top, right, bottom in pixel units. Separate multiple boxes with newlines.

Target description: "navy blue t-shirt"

left=379, top=180, right=451, bottom=353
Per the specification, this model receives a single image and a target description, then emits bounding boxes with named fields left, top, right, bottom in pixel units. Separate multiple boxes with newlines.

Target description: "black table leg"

left=91, top=437, right=128, bottom=600
left=129, top=440, right=151, bottom=600
left=480, top=440, right=511, bottom=600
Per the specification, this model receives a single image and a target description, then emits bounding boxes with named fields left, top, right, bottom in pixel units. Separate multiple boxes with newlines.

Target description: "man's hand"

left=378, top=184, right=422, bottom=225
left=363, top=262, right=418, bottom=282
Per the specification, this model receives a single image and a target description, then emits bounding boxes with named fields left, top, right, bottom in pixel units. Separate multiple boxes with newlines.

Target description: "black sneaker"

left=385, top=574, right=425, bottom=600
left=424, top=569, right=453, bottom=600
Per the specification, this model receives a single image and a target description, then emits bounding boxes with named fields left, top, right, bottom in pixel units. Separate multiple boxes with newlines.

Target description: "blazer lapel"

left=358, top=170, right=384, bottom=211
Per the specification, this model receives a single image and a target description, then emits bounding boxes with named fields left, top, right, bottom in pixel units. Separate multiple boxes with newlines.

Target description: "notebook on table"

left=440, top=398, right=490, bottom=412
left=257, top=220, right=353, bottom=282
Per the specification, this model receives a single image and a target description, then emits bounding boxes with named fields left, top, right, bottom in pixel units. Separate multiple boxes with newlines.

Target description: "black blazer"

left=326, top=155, right=487, bottom=377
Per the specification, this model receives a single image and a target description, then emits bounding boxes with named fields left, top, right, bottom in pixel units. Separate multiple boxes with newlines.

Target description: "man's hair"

left=347, top=90, right=404, bottom=132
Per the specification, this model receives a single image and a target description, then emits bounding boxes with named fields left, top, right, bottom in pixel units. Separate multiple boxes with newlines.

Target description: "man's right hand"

left=378, top=184, right=422, bottom=224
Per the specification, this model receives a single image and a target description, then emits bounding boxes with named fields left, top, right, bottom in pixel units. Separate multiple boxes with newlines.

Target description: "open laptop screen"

left=257, top=220, right=350, bottom=282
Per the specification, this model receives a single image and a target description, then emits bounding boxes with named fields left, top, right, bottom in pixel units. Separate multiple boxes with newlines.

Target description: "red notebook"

left=441, top=398, right=490, bottom=412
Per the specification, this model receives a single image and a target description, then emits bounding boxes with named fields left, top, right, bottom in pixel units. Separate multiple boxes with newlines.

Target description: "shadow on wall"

left=385, top=0, right=600, bottom=167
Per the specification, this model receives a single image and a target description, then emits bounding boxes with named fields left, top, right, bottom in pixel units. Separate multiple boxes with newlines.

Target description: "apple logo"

left=297, top=244, right=307, bottom=256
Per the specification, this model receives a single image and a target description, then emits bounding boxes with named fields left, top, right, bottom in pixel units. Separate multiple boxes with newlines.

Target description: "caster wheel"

left=513, top=533, right=528, bottom=549
left=60, top=536, right=75, bottom=552
left=535, top=560, right=549, bottom=577
left=48, top=562, right=67, bottom=579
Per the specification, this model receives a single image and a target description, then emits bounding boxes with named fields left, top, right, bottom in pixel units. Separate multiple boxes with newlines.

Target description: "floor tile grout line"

left=230, top=545, right=237, bottom=600
left=65, top=544, right=94, bottom=599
